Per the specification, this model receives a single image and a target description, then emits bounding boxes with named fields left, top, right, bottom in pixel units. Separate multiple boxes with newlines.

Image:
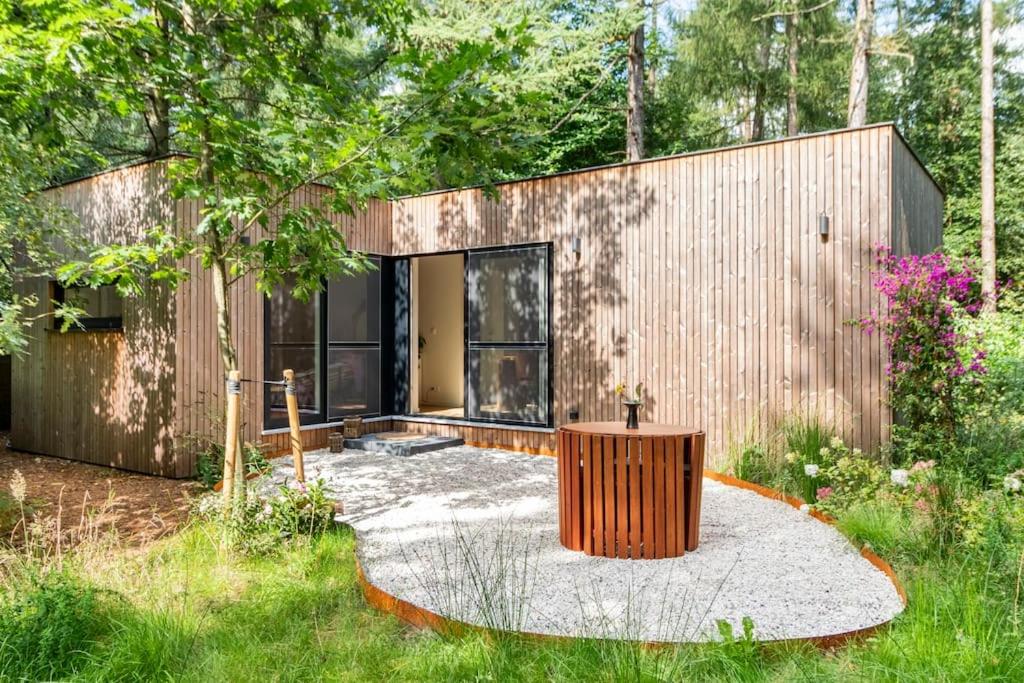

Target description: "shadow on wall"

left=15, top=161, right=178, bottom=476
left=390, top=168, right=659, bottom=428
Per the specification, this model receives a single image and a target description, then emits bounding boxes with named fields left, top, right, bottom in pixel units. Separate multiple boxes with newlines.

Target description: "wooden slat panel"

left=641, top=435, right=655, bottom=558
left=615, top=435, right=628, bottom=558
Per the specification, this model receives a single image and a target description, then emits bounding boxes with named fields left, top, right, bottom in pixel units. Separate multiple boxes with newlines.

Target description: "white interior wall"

left=415, top=253, right=464, bottom=408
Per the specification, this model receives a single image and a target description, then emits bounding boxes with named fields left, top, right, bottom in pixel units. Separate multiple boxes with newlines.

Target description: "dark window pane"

left=55, top=283, right=123, bottom=329
left=468, top=348, right=547, bottom=423
left=267, top=283, right=320, bottom=425
left=328, top=348, right=380, bottom=418
left=468, top=248, right=547, bottom=343
left=328, top=262, right=381, bottom=343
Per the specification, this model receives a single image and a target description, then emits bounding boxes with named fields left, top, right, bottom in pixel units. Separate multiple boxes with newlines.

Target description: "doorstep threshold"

left=261, top=414, right=555, bottom=436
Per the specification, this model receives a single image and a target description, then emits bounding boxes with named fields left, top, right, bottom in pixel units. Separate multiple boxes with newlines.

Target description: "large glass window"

left=467, top=246, right=551, bottom=425
left=266, top=279, right=321, bottom=426
left=327, top=261, right=381, bottom=417
left=265, top=259, right=383, bottom=428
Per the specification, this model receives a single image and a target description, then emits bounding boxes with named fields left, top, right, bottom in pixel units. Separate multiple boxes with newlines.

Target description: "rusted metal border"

left=350, top=470, right=907, bottom=649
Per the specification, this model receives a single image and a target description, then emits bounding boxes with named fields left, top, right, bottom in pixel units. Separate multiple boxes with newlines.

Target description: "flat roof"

left=40, top=122, right=943, bottom=198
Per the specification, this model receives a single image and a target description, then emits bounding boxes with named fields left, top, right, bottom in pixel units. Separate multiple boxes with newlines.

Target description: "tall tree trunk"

left=787, top=12, right=799, bottom=136
left=980, top=0, right=996, bottom=308
left=751, top=21, right=771, bottom=142
left=143, top=1, right=170, bottom=156
left=185, top=0, right=245, bottom=503
left=647, top=0, right=658, bottom=101
left=144, top=92, right=170, bottom=157
left=848, top=0, right=874, bottom=127
left=626, top=11, right=645, bottom=161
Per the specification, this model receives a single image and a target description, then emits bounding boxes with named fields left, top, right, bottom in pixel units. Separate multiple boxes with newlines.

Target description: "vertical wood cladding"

left=18, top=125, right=943, bottom=475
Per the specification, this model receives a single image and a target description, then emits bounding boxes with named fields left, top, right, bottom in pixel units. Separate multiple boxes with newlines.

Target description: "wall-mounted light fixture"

left=571, top=235, right=582, bottom=256
left=818, top=213, right=830, bottom=241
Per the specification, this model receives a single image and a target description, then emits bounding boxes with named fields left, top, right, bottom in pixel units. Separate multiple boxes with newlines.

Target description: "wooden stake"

left=222, top=369, right=242, bottom=511
left=284, top=369, right=305, bottom=482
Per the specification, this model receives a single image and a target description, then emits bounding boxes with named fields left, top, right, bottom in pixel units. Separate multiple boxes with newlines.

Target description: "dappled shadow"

left=12, top=161, right=178, bottom=476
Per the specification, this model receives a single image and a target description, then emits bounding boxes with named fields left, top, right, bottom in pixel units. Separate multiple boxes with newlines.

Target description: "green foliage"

left=193, top=478, right=336, bottom=554
left=957, top=312, right=1024, bottom=481
left=0, top=571, right=108, bottom=681
left=194, top=441, right=269, bottom=490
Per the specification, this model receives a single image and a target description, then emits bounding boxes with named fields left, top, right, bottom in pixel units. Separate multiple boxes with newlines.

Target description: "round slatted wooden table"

left=557, top=422, right=705, bottom=559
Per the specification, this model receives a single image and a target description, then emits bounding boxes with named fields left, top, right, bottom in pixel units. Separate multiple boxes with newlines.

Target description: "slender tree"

left=848, top=0, right=874, bottom=126
left=787, top=10, right=800, bottom=136
left=626, top=1, right=645, bottom=161
left=980, top=0, right=996, bottom=307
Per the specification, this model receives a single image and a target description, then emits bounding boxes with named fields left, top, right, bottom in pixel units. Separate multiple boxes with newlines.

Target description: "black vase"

left=624, top=401, right=641, bottom=429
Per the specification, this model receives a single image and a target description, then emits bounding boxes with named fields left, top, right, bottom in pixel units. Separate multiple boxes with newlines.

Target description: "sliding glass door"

left=327, top=260, right=381, bottom=418
left=264, top=258, right=383, bottom=428
left=265, top=278, right=321, bottom=427
left=466, top=245, right=551, bottom=425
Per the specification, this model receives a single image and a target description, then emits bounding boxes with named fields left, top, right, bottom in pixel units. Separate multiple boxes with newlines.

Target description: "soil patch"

left=0, top=433, right=199, bottom=546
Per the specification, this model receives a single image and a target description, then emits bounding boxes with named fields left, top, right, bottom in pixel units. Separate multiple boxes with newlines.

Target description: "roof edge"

left=40, top=152, right=192, bottom=193
left=38, top=122, right=944, bottom=202
left=395, top=122, right=927, bottom=200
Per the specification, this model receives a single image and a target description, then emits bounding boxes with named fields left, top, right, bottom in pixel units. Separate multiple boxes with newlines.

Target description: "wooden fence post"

left=284, top=369, right=305, bottom=482
left=222, top=369, right=242, bottom=510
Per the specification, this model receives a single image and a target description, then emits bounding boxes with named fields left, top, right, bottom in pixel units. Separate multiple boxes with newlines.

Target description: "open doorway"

left=410, top=253, right=464, bottom=417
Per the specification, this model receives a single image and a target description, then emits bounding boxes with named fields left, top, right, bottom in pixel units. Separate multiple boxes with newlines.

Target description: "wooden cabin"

left=10, top=123, right=943, bottom=477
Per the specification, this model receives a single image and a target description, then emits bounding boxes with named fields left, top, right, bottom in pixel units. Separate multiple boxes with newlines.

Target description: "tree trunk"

left=626, top=13, right=645, bottom=161
left=145, top=1, right=171, bottom=157
left=647, top=0, right=658, bottom=101
left=186, top=0, right=246, bottom=505
left=848, top=0, right=874, bottom=127
left=981, top=0, right=996, bottom=309
left=144, top=91, right=170, bottom=157
left=750, top=22, right=771, bottom=142
left=787, top=12, right=799, bottom=137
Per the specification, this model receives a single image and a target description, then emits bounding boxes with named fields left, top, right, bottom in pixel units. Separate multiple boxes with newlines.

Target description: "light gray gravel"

left=264, top=445, right=904, bottom=643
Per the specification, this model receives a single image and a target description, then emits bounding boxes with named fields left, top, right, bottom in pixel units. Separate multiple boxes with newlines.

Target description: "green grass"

left=2, top=517, right=1022, bottom=682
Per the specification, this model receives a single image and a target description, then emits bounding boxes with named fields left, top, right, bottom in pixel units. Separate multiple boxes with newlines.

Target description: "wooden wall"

left=391, top=124, right=938, bottom=462
left=12, top=161, right=178, bottom=475
left=14, top=124, right=944, bottom=475
left=891, top=133, right=944, bottom=257
left=171, top=187, right=391, bottom=475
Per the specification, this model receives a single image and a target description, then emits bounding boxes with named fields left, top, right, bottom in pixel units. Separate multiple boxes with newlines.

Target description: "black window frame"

left=263, top=256, right=391, bottom=430
left=51, top=282, right=124, bottom=331
left=464, top=243, right=554, bottom=428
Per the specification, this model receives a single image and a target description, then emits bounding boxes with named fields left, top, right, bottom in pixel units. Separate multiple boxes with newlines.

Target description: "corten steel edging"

left=349, top=472, right=907, bottom=651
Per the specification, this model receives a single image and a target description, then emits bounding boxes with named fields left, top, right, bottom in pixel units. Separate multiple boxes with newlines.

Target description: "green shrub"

left=193, top=479, right=337, bottom=554
left=0, top=571, right=108, bottom=680
left=195, top=441, right=271, bottom=490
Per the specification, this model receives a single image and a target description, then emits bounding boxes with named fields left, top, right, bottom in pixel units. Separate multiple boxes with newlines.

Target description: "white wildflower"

left=799, top=504, right=811, bottom=514
left=804, top=464, right=820, bottom=478
left=9, top=469, right=26, bottom=504
left=890, top=469, right=910, bottom=487
left=830, top=436, right=845, bottom=450
left=1004, top=476, right=1022, bottom=494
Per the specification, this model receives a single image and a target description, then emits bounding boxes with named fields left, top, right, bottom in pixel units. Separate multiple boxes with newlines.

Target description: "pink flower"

left=816, top=486, right=833, bottom=500
left=910, top=460, right=935, bottom=472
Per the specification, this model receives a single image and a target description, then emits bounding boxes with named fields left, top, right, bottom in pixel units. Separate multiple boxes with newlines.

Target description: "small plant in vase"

left=614, top=382, right=644, bottom=429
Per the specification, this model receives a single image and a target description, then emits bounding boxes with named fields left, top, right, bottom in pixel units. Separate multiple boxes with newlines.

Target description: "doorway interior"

left=410, top=253, right=465, bottom=418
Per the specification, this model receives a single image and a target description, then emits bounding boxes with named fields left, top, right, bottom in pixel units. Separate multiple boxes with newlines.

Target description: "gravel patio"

left=263, top=445, right=904, bottom=644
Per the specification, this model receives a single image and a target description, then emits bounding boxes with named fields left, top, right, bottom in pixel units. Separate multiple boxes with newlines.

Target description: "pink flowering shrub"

left=860, top=247, right=988, bottom=462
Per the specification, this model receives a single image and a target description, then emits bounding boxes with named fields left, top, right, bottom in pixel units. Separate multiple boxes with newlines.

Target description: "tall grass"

left=3, top=519, right=1024, bottom=681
